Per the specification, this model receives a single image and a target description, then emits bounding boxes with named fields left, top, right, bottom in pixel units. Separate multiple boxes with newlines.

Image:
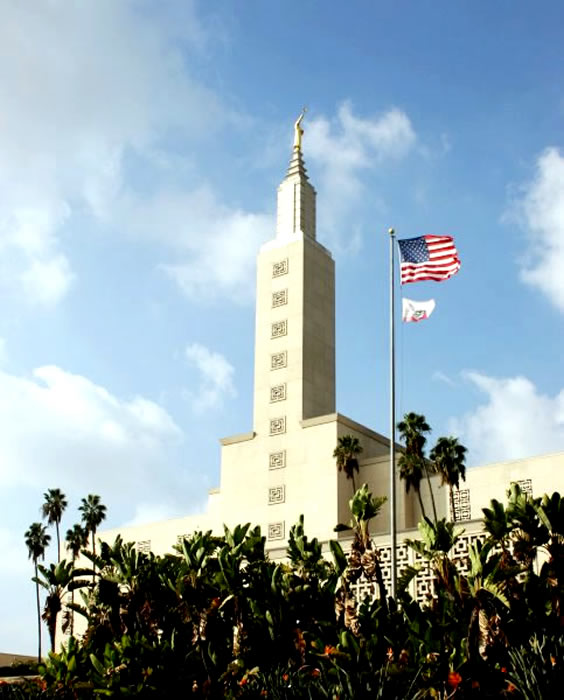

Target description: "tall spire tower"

left=253, top=112, right=336, bottom=438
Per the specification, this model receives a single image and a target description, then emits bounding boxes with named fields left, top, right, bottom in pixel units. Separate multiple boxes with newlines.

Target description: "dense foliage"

left=12, top=483, right=564, bottom=698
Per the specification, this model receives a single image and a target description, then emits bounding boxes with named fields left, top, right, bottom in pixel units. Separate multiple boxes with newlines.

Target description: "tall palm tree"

left=397, top=412, right=437, bottom=522
left=333, top=435, right=363, bottom=494
left=79, top=494, right=107, bottom=561
left=33, top=560, right=74, bottom=652
left=65, top=524, right=88, bottom=635
left=24, top=522, right=51, bottom=663
left=41, top=488, right=68, bottom=562
left=430, top=436, right=467, bottom=522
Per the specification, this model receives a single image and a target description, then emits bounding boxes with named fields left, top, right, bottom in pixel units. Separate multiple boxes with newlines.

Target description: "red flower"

left=311, top=668, right=321, bottom=678
left=447, top=671, right=462, bottom=689
left=282, top=673, right=289, bottom=682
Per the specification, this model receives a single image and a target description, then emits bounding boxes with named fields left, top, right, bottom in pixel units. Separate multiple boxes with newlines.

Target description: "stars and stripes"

left=398, top=235, right=461, bottom=284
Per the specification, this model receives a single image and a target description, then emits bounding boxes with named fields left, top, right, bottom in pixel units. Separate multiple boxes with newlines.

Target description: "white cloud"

left=0, top=365, right=184, bottom=502
left=118, top=185, right=273, bottom=303
left=0, top=0, right=220, bottom=306
left=306, top=101, right=416, bottom=250
left=449, top=372, right=564, bottom=465
left=432, top=370, right=456, bottom=387
left=512, top=147, right=564, bottom=313
left=185, top=342, right=237, bottom=412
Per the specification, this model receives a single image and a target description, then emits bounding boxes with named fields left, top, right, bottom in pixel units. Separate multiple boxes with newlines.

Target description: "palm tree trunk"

left=416, top=488, right=426, bottom=520
left=35, top=561, right=41, bottom=664
left=449, top=487, right=456, bottom=522
left=423, top=463, right=438, bottom=522
left=56, top=522, right=61, bottom=563
left=351, top=472, right=357, bottom=495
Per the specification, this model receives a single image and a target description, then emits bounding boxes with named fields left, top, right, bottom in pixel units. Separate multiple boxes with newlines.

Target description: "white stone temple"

left=101, top=117, right=564, bottom=588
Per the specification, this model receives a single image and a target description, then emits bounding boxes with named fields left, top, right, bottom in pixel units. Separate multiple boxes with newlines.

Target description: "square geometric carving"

left=269, top=450, right=286, bottom=470
left=270, top=383, right=286, bottom=402
left=269, top=417, right=286, bottom=435
left=269, top=486, right=285, bottom=504
left=271, top=320, right=287, bottom=338
left=272, top=289, right=288, bottom=308
left=268, top=522, right=285, bottom=540
left=270, top=351, right=287, bottom=370
left=272, top=258, right=288, bottom=278
left=517, top=479, right=533, bottom=496
left=451, top=488, right=471, bottom=522
left=136, top=540, right=151, bottom=554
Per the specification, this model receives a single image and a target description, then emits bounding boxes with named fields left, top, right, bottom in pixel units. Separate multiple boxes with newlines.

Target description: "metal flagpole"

left=389, top=227, right=397, bottom=599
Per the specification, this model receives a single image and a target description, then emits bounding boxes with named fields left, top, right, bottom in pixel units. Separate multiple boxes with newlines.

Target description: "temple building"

left=101, top=117, right=564, bottom=595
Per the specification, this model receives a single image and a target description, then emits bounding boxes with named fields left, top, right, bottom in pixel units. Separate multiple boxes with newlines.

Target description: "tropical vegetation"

left=15, top=478, right=564, bottom=698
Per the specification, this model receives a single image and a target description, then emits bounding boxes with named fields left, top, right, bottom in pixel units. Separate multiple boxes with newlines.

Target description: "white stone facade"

left=100, top=131, right=564, bottom=564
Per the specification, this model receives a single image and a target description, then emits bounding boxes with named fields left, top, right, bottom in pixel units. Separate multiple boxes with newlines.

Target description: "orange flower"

left=447, top=671, right=462, bottom=689
left=507, top=682, right=517, bottom=693
left=238, top=677, right=248, bottom=686
left=386, top=647, right=394, bottom=661
left=282, top=673, right=289, bottom=682
left=501, top=666, right=507, bottom=674
left=324, top=645, right=337, bottom=656
left=311, top=668, right=321, bottom=678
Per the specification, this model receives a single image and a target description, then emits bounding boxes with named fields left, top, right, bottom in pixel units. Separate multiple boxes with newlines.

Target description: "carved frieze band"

left=271, top=320, right=287, bottom=338
left=268, top=486, right=285, bottom=505
left=272, top=289, right=287, bottom=308
left=451, top=489, right=471, bottom=522
left=268, top=522, right=285, bottom=540
left=270, top=383, right=286, bottom=403
left=272, top=258, right=288, bottom=278
left=269, top=450, right=286, bottom=470
left=269, top=417, right=286, bottom=435
left=517, top=479, right=533, bottom=496
left=136, top=540, right=151, bottom=554
left=270, top=351, right=287, bottom=370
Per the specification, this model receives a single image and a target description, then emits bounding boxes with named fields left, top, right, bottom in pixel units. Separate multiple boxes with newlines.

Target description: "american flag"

left=398, top=235, right=461, bottom=284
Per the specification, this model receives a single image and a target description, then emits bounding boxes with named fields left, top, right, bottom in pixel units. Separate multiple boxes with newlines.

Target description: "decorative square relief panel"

left=269, top=450, right=286, bottom=470
left=270, top=383, right=286, bottom=402
left=268, top=522, right=285, bottom=540
left=269, top=486, right=286, bottom=505
left=272, top=289, right=288, bottom=308
left=136, top=540, right=151, bottom=554
left=269, top=417, right=286, bottom=435
left=451, top=489, right=471, bottom=522
left=270, top=351, right=287, bottom=370
left=271, top=320, right=287, bottom=338
left=517, top=479, right=533, bottom=496
left=272, top=258, right=288, bottom=278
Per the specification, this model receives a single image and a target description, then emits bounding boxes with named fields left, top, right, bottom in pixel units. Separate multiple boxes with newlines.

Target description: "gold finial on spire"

left=293, top=107, right=307, bottom=150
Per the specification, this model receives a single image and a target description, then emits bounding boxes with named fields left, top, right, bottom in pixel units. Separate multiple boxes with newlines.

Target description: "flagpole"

left=389, top=227, right=397, bottom=599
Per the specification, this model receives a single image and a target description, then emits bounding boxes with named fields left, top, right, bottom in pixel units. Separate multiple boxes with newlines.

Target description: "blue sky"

left=2, top=0, right=564, bottom=654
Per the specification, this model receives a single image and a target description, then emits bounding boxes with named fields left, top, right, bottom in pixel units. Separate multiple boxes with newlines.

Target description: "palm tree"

left=33, top=560, right=74, bottom=652
left=24, top=522, right=51, bottom=663
left=41, top=488, right=68, bottom=562
left=430, top=436, right=467, bottom=522
left=65, top=524, right=88, bottom=635
left=333, top=435, right=363, bottom=494
left=79, top=494, right=107, bottom=562
left=397, top=412, right=437, bottom=522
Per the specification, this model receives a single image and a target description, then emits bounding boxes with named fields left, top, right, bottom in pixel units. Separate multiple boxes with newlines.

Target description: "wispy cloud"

left=509, top=147, right=564, bottom=313
left=0, top=0, right=221, bottom=306
left=432, top=370, right=456, bottom=387
left=449, top=371, right=564, bottom=465
left=185, top=342, right=237, bottom=412
left=0, top=365, right=184, bottom=505
left=306, top=101, right=416, bottom=251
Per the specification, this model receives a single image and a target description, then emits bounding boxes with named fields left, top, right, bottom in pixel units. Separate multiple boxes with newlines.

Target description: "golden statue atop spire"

left=293, top=107, right=307, bottom=150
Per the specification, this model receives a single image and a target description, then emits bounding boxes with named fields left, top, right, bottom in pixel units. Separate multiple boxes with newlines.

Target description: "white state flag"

left=402, top=297, right=436, bottom=323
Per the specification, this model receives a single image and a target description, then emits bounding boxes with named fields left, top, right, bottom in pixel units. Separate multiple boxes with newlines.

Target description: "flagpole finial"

left=388, top=227, right=395, bottom=236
